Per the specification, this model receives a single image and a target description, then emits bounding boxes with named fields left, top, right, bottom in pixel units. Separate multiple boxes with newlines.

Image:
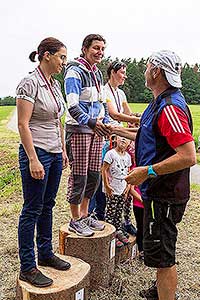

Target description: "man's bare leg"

left=157, top=265, right=177, bottom=300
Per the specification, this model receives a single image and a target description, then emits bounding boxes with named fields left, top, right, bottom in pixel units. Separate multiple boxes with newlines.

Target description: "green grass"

left=0, top=106, right=21, bottom=201
left=191, top=183, right=200, bottom=192
left=188, top=105, right=200, bottom=149
left=0, top=106, right=15, bottom=122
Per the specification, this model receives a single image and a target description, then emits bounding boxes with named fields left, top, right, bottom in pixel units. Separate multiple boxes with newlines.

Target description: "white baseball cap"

left=148, top=50, right=182, bottom=88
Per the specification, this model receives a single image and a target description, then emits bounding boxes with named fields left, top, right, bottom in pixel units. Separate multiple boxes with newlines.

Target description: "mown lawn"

left=0, top=106, right=15, bottom=122
left=0, top=106, right=20, bottom=203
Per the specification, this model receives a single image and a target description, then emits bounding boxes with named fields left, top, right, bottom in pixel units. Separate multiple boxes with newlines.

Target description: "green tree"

left=0, top=96, right=16, bottom=106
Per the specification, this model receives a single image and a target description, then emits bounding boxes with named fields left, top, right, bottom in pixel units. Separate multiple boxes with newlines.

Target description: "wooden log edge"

left=59, top=229, right=70, bottom=255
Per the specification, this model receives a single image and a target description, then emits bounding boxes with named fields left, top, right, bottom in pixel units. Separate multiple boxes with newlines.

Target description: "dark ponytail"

left=29, top=51, right=37, bottom=62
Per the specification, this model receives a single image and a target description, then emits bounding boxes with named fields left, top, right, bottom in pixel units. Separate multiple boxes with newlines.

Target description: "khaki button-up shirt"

left=16, top=67, right=66, bottom=153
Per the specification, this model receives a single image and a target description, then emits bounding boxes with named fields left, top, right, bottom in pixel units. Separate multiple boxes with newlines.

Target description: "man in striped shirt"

left=126, top=50, right=196, bottom=300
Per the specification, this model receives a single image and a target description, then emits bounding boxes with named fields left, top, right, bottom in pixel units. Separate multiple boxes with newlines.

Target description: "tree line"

left=1, top=58, right=200, bottom=105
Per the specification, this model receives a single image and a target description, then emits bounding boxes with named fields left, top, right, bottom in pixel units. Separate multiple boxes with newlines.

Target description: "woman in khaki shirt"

left=16, top=37, right=70, bottom=288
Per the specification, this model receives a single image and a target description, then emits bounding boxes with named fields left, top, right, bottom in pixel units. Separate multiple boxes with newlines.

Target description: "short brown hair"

left=81, top=34, right=106, bottom=57
left=107, top=61, right=126, bottom=79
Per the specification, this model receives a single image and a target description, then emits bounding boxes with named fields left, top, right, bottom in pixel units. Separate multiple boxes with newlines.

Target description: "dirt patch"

left=0, top=167, right=200, bottom=300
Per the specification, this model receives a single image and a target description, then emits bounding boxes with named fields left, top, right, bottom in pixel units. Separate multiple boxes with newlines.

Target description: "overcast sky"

left=1, top=0, right=200, bottom=97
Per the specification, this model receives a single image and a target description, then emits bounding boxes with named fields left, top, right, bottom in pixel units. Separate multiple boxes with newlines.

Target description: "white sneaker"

left=84, top=215, right=105, bottom=231
left=68, top=218, right=94, bottom=236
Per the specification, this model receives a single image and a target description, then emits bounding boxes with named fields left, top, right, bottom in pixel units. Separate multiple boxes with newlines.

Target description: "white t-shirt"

left=103, top=148, right=132, bottom=195
left=104, top=82, right=127, bottom=126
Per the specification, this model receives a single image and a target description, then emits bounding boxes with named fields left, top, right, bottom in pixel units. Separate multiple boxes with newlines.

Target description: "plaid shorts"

left=66, top=132, right=103, bottom=204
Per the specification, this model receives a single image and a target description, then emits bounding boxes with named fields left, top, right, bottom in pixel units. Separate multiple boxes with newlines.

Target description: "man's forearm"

left=153, top=141, right=196, bottom=175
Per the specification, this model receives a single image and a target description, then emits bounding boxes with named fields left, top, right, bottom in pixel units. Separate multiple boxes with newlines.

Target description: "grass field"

left=0, top=106, right=20, bottom=202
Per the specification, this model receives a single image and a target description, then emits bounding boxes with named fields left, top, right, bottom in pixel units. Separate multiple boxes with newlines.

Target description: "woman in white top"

left=104, top=61, right=140, bottom=126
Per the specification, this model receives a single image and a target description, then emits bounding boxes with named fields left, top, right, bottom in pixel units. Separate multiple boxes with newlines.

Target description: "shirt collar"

left=156, top=87, right=179, bottom=103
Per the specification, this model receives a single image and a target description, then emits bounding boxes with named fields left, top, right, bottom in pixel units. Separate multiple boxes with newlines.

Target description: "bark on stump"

left=59, top=222, right=116, bottom=289
left=115, top=234, right=136, bottom=265
left=16, top=255, right=90, bottom=300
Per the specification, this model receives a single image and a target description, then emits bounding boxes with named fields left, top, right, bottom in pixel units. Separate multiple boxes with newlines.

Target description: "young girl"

left=102, top=136, right=132, bottom=247
left=127, top=139, right=144, bottom=259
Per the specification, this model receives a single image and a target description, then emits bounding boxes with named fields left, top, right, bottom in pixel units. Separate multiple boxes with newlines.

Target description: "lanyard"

left=37, top=66, right=61, bottom=113
left=108, top=82, right=121, bottom=113
left=78, top=58, right=101, bottom=94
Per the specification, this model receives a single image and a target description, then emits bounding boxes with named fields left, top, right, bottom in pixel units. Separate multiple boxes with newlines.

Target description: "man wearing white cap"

left=126, top=50, right=196, bottom=300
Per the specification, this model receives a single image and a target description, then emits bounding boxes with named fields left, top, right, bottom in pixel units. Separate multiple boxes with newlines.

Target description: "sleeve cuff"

left=16, top=95, right=35, bottom=104
left=87, top=118, right=97, bottom=129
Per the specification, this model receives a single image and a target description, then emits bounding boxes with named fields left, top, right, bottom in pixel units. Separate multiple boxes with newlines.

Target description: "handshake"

left=94, top=116, right=140, bottom=140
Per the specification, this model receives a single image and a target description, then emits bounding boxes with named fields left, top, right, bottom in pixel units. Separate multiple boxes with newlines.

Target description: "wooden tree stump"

left=59, top=222, right=116, bottom=289
left=16, top=255, right=90, bottom=300
left=115, top=234, right=137, bottom=265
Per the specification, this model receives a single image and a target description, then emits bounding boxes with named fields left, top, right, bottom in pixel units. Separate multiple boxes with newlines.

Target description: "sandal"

left=116, top=230, right=129, bottom=245
left=116, top=238, right=124, bottom=248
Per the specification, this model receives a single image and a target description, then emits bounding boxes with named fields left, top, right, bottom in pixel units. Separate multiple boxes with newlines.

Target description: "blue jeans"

left=18, top=145, right=63, bottom=272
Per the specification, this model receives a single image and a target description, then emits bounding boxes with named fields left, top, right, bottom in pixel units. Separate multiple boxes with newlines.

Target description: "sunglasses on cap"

left=111, top=61, right=126, bottom=71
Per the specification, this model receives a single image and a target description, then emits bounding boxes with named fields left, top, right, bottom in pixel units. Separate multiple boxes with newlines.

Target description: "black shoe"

left=139, top=281, right=158, bottom=299
left=38, top=255, right=71, bottom=271
left=122, top=222, right=137, bottom=236
left=19, top=268, right=53, bottom=287
left=139, top=281, right=179, bottom=300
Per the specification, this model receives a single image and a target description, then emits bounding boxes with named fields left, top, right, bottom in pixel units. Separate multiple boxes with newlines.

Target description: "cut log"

left=115, top=234, right=136, bottom=265
left=59, top=222, right=116, bottom=289
left=16, top=255, right=90, bottom=300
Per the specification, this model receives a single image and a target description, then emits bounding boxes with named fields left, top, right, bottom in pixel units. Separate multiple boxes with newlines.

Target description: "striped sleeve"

left=158, top=105, right=193, bottom=149
left=64, top=68, right=82, bottom=108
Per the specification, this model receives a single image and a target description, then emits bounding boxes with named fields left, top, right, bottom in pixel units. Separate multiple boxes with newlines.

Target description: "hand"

left=125, top=166, right=148, bottom=185
left=131, top=112, right=142, bottom=117
left=29, top=159, right=45, bottom=180
left=94, top=119, right=111, bottom=137
left=123, top=185, right=130, bottom=200
left=105, top=185, right=114, bottom=197
left=123, top=191, right=129, bottom=200
left=62, top=150, right=69, bottom=170
left=110, top=125, right=120, bottom=135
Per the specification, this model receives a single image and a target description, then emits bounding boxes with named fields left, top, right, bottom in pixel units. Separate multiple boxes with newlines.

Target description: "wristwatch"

left=147, top=165, right=157, bottom=178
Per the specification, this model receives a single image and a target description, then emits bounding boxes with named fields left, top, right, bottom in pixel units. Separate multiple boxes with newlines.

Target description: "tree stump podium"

left=115, top=234, right=137, bottom=265
left=59, top=222, right=116, bottom=289
left=16, top=255, right=90, bottom=300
